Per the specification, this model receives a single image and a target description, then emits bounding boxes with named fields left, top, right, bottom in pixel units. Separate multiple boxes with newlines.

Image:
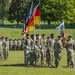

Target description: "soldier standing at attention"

left=0, top=38, right=3, bottom=60
left=24, top=34, right=31, bottom=66
left=40, top=34, right=47, bottom=65
left=2, top=37, right=7, bottom=60
left=13, top=39, right=17, bottom=50
left=30, top=34, right=35, bottom=65
left=17, top=39, right=22, bottom=50
left=54, top=36, right=63, bottom=68
left=47, top=34, right=55, bottom=67
left=66, top=36, right=75, bottom=68
left=35, top=34, right=41, bottom=65
left=9, top=39, right=13, bottom=50
left=5, top=37, right=9, bottom=59
left=21, top=38, right=25, bottom=50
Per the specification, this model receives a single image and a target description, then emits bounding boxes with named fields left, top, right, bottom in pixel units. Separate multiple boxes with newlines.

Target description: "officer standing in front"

left=66, top=36, right=75, bottom=68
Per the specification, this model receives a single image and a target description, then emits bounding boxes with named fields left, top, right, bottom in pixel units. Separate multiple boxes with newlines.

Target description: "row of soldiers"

left=9, top=38, right=25, bottom=51
left=0, top=37, right=9, bottom=60
left=24, top=33, right=75, bottom=68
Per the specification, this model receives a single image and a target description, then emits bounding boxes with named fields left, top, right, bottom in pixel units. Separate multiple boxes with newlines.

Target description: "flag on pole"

left=27, top=3, right=40, bottom=32
left=55, top=20, right=66, bottom=40
left=22, top=2, right=33, bottom=36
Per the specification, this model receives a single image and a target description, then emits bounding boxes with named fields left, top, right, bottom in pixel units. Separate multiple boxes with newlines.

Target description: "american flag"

left=22, top=2, right=33, bottom=36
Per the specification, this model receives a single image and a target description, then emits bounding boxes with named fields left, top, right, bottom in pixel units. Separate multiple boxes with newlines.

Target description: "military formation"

left=0, top=34, right=75, bottom=68
left=24, top=34, right=75, bottom=68
left=0, top=37, right=9, bottom=61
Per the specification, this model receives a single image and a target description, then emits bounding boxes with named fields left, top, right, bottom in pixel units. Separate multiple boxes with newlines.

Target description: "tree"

left=0, top=0, right=10, bottom=24
left=41, top=0, right=75, bottom=24
left=8, top=0, right=31, bottom=25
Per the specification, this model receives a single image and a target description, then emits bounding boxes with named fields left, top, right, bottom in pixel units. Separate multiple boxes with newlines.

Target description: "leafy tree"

left=41, top=0, right=75, bottom=24
left=8, top=0, right=31, bottom=25
left=0, top=0, right=10, bottom=24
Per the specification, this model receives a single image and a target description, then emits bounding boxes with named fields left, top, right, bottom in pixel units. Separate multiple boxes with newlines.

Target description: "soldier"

left=24, top=34, right=31, bottom=66
left=9, top=39, right=13, bottom=50
left=54, top=36, right=63, bottom=68
left=0, top=38, right=3, bottom=60
left=40, top=34, right=47, bottom=65
left=2, top=37, right=7, bottom=60
left=13, top=39, right=17, bottom=50
left=21, top=38, right=25, bottom=50
left=47, top=34, right=55, bottom=67
left=30, top=34, right=35, bottom=65
left=66, top=36, right=75, bottom=68
left=17, top=39, right=22, bottom=50
left=35, top=34, right=41, bottom=65
left=5, top=37, right=9, bottom=59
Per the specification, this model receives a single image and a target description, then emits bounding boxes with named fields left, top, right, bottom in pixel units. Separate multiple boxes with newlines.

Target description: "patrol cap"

left=58, top=36, right=62, bottom=38
left=50, top=33, right=54, bottom=38
left=68, top=36, right=72, bottom=38
left=22, top=38, right=24, bottom=40
left=50, top=33, right=54, bottom=37
left=31, top=34, right=34, bottom=37
left=36, top=34, right=39, bottom=36
left=5, top=37, right=8, bottom=39
left=1, top=36, right=4, bottom=39
left=42, top=34, right=45, bottom=36
left=26, top=34, right=30, bottom=36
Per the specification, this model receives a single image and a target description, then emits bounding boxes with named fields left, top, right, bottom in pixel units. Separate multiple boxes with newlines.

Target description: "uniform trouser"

left=3, top=48, right=7, bottom=59
left=54, top=52, right=61, bottom=67
left=46, top=50, right=54, bottom=65
left=30, top=51, right=34, bottom=65
left=25, top=53, right=30, bottom=65
left=0, top=49, right=3, bottom=60
left=36, top=49, right=40, bottom=62
left=67, top=51, right=74, bottom=67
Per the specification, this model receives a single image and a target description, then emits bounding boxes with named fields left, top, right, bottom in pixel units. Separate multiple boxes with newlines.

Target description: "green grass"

left=0, top=28, right=75, bottom=40
left=0, top=51, right=75, bottom=75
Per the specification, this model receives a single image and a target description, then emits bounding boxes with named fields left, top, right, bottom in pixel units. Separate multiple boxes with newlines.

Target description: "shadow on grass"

left=0, top=64, right=55, bottom=68
left=0, top=64, right=69, bottom=68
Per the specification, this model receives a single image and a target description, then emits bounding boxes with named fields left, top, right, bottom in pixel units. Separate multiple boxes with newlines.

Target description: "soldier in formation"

left=0, top=34, right=75, bottom=68
left=0, top=37, right=9, bottom=60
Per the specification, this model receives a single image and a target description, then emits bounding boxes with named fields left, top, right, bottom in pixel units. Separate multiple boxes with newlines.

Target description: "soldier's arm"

left=73, top=41, right=75, bottom=51
left=58, top=41, right=63, bottom=50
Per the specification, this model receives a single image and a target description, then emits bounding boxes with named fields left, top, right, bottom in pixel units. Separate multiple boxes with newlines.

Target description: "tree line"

left=0, top=0, right=75, bottom=25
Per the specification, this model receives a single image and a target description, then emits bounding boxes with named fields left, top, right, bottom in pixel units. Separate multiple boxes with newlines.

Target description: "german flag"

left=34, top=3, right=40, bottom=23
left=27, top=3, right=40, bottom=32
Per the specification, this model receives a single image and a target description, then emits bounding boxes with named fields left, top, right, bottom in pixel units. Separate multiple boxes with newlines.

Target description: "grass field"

left=0, top=28, right=75, bottom=40
left=0, top=28, right=75, bottom=75
left=0, top=51, right=75, bottom=75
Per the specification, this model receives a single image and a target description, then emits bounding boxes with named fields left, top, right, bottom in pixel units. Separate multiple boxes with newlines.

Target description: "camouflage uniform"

left=2, top=38, right=7, bottom=60
left=66, top=36, right=75, bottom=68
left=40, top=34, right=47, bottom=65
left=13, top=39, right=17, bottom=50
left=47, top=38, right=55, bottom=66
left=46, top=34, right=55, bottom=67
left=24, top=34, right=31, bottom=65
left=35, top=34, right=41, bottom=65
left=0, top=38, right=3, bottom=60
left=54, top=36, right=63, bottom=68
left=5, top=37, right=9, bottom=59
left=30, top=34, right=35, bottom=65
left=9, top=39, right=13, bottom=50
left=21, top=38, right=25, bottom=50
left=17, top=39, right=22, bottom=50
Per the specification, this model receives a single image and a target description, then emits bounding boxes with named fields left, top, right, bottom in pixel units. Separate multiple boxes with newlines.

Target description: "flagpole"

left=39, top=0, right=41, bottom=36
